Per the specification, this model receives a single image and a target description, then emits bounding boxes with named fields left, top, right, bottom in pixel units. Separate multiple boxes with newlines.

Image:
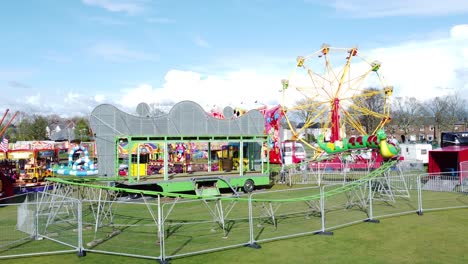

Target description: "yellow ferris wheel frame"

left=281, top=44, right=393, bottom=152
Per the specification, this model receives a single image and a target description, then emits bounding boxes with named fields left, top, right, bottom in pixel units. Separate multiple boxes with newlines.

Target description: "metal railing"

left=1, top=168, right=468, bottom=263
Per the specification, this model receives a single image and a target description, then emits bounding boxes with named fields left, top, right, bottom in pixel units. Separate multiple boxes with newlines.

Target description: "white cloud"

left=89, top=42, right=158, bottom=62
left=194, top=35, right=210, bottom=48
left=451, top=24, right=468, bottom=39
left=119, top=84, right=157, bottom=108
left=4, top=91, right=105, bottom=117
left=115, top=24, right=468, bottom=113
left=367, top=24, right=468, bottom=100
left=3, top=25, right=468, bottom=117
left=82, top=0, right=144, bottom=15
left=94, top=94, right=106, bottom=103
left=326, top=0, right=468, bottom=17
left=26, top=94, right=41, bottom=105
left=64, top=92, right=80, bottom=104
left=118, top=70, right=283, bottom=112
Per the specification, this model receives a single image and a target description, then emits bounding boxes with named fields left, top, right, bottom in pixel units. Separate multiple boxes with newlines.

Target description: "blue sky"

left=1, top=0, right=467, bottom=117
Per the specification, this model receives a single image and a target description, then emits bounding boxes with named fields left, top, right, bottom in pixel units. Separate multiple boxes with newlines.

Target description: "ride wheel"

left=281, top=44, right=393, bottom=156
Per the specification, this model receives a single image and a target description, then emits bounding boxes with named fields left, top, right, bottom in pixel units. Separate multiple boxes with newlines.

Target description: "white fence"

left=0, top=192, right=82, bottom=259
left=274, top=161, right=425, bottom=186
left=1, top=167, right=468, bottom=263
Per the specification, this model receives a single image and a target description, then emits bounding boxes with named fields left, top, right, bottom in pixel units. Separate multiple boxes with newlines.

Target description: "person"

left=261, top=143, right=268, bottom=162
left=280, top=164, right=287, bottom=183
left=300, top=162, right=308, bottom=183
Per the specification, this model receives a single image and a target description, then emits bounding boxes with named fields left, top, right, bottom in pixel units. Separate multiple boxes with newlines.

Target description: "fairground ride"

left=0, top=109, right=18, bottom=199
left=31, top=47, right=409, bottom=263
left=26, top=46, right=410, bottom=264
left=280, top=44, right=398, bottom=161
left=0, top=109, right=17, bottom=140
left=87, top=101, right=272, bottom=196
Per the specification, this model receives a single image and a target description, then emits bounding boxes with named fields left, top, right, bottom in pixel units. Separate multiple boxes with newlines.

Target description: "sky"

left=0, top=0, right=467, bottom=117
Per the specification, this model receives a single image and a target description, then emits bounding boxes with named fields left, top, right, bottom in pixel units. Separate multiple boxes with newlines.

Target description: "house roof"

left=49, top=127, right=75, bottom=141
left=296, top=122, right=321, bottom=129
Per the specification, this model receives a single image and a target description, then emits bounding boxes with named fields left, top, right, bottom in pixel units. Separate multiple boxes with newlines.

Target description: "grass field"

left=1, top=181, right=468, bottom=264
left=1, top=208, right=467, bottom=264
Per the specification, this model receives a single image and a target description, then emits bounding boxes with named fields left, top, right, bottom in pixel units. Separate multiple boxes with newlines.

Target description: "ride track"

left=46, top=159, right=397, bottom=203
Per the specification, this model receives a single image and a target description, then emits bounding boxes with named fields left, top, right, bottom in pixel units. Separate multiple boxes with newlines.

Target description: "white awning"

left=8, top=152, right=34, bottom=160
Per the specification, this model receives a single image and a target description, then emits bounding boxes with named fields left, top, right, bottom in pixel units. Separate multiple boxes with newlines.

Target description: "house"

left=47, top=121, right=76, bottom=141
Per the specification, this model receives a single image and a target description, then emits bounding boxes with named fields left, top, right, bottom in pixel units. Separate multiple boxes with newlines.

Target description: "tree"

left=31, top=115, right=48, bottom=140
left=15, top=115, right=48, bottom=141
left=149, top=102, right=171, bottom=117
left=446, top=94, right=467, bottom=130
left=46, top=114, right=64, bottom=127
left=0, top=110, right=18, bottom=138
left=349, top=88, right=386, bottom=134
left=289, top=98, right=326, bottom=141
left=4, top=126, right=18, bottom=142
left=422, top=96, right=450, bottom=144
left=421, top=93, right=468, bottom=144
left=74, top=118, right=91, bottom=142
left=390, top=97, right=424, bottom=142
left=17, top=117, right=33, bottom=141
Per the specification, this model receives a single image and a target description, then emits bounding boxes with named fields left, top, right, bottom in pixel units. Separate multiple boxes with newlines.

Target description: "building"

left=46, top=121, right=76, bottom=141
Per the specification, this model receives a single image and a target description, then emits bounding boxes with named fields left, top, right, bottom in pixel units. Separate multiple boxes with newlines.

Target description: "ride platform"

left=114, top=170, right=269, bottom=194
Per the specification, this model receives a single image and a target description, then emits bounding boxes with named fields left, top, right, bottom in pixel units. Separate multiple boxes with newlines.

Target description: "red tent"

left=428, top=146, right=468, bottom=174
left=0, top=172, right=14, bottom=199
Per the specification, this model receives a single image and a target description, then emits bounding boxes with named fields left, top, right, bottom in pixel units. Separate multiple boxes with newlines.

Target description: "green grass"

left=1, top=180, right=467, bottom=264
left=1, top=208, right=467, bottom=264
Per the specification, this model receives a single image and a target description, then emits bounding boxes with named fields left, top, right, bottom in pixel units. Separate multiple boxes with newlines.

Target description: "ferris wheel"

left=281, top=44, right=394, bottom=153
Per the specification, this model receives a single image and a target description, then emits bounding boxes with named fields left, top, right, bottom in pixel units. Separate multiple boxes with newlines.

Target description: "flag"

left=0, top=137, right=8, bottom=152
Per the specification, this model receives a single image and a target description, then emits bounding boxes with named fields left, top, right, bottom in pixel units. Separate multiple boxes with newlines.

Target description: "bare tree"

left=418, top=92, right=467, bottom=144
left=390, top=97, right=424, bottom=142
left=46, top=114, right=63, bottom=127
left=289, top=98, right=327, bottom=141
left=149, top=102, right=171, bottom=117
left=349, top=87, right=386, bottom=134
left=446, top=94, right=467, bottom=130
left=422, top=96, right=449, bottom=144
